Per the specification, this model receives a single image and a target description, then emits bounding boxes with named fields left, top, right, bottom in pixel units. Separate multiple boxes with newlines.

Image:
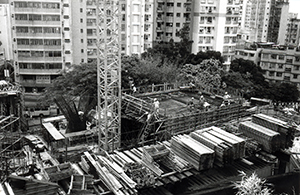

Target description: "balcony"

left=15, top=7, right=60, bottom=14
left=157, top=7, right=164, bottom=12
left=185, top=17, right=191, bottom=22
left=18, top=56, right=62, bottom=62
left=19, top=68, right=62, bottom=75
left=20, top=80, right=52, bottom=87
left=16, top=45, right=61, bottom=50
left=15, top=20, right=60, bottom=26
left=166, top=27, right=173, bottom=32
left=16, top=32, right=61, bottom=38
left=165, top=17, right=173, bottom=22
left=156, top=27, right=163, bottom=31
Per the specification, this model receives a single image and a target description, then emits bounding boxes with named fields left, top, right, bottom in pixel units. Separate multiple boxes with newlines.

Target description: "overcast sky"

left=289, top=0, right=300, bottom=17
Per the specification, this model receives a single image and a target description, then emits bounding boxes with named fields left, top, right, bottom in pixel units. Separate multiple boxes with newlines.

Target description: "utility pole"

left=96, top=0, right=121, bottom=152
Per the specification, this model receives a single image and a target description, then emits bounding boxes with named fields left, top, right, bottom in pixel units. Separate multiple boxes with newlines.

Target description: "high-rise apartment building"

left=286, top=13, right=300, bottom=47
left=10, top=0, right=64, bottom=93
left=191, top=0, right=241, bottom=69
left=238, top=0, right=289, bottom=44
left=153, top=0, right=192, bottom=43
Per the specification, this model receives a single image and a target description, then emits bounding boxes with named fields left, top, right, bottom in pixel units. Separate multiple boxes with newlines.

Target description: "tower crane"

left=96, top=0, right=121, bottom=152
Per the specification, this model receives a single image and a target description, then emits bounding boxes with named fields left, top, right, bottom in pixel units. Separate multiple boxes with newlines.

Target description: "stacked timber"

left=123, top=162, right=156, bottom=188
left=97, top=155, right=137, bottom=190
left=67, top=174, right=95, bottom=195
left=142, top=144, right=170, bottom=163
left=190, top=130, right=231, bottom=166
left=252, top=113, right=294, bottom=148
left=84, top=152, right=131, bottom=195
left=171, top=134, right=215, bottom=171
left=204, top=126, right=245, bottom=160
left=239, top=121, right=281, bottom=153
left=43, top=162, right=75, bottom=182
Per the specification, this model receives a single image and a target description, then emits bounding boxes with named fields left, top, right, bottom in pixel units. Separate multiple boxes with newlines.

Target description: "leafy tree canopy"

left=179, top=59, right=224, bottom=89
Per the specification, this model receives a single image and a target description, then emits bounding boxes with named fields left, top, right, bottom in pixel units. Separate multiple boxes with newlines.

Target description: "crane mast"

left=96, top=0, right=121, bottom=152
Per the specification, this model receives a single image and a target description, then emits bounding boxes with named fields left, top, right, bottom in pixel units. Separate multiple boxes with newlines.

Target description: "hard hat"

left=154, top=98, right=157, bottom=101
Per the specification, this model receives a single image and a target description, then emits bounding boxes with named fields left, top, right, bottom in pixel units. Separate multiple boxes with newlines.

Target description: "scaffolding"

left=96, top=0, right=122, bottom=152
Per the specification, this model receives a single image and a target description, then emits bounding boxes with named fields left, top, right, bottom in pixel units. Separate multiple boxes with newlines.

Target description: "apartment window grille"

left=15, top=14, right=28, bottom=20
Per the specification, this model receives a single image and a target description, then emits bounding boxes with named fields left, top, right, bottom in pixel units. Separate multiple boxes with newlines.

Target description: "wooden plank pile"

left=252, top=113, right=294, bottom=148
left=43, top=162, right=75, bottom=182
left=170, top=134, right=215, bottom=171
left=67, top=174, right=95, bottom=195
left=142, top=144, right=170, bottom=163
left=239, top=121, right=281, bottom=153
left=190, top=130, right=231, bottom=166
left=206, top=126, right=245, bottom=160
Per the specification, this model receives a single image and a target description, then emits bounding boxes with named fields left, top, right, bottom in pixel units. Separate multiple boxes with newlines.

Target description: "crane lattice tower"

left=96, top=0, right=121, bottom=152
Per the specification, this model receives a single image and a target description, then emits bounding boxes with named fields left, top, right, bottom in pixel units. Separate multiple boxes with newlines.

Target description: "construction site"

left=2, top=1, right=300, bottom=194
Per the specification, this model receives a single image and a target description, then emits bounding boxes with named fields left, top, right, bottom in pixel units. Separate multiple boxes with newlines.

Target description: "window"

left=65, top=39, right=70, bottom=43
left=64, top=15, right=69, bottom=19
left=276, top=72, right=282, bottom=77
left=177, top=3, right=181, bottom=7
left=176, top=23, right=180, bottom=27
left=278, top=64, right=283, bottom=69
left=286, top=58, right=293, bottom=63
left=295, top=56, right=300, bottom=62
left=45, top=51, right=61, bottom=57
left=81, top=39, right=83, bottom=43
left=80, top=8, right=83, bottom=12
left=271, top=54, right=277, bottom=59
left=81, top=59, right=84, bottom=63
left=293, top=74, right=298, bottom=79
left=176, top=13, right=181, bottom=17
left=80, top=18, right=83, bottom=23
left=29, top=14, right=42, bottom=21
left=64, top=27, right=70, bottom=31
left=278, top=55, right=284, bottom=60
left=81, top=29, right=83, bottom=33
left=65, top=51, right=71, bottom=54
left=43, top=15, right=60, bottom=21
left=224, top=37, right=229, bottom=43
left=15, top=14, right=28, bottom=20
left=121, top=4, right=126, bottom=11
left=44, top=27, right=60, bottom=34
left=81, top=49, right=84, bottom=53
left=207, top=17, right=212, bottom=23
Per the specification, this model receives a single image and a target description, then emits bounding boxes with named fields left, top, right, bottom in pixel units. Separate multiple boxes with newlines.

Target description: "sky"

left=289, top=0, right=300, bottom=18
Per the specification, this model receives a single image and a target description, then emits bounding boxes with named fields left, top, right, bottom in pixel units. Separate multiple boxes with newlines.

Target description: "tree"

left=234, top=172, right=272, bottom=195
left=42, top=63, right=97, bottom=104
left=179, top=59, right=224, bottom=89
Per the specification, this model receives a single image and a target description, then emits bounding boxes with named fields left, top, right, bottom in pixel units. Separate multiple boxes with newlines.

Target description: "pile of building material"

left=252, top=113, right=295, bottom=148
left=190, top=126, right=246, bottom=166
left=42, top=162, right=75, bottom=182
left=190, top=130, right=231, bottom=166
left=142, top=144, right=170, bottom=163
left=171, top=134, right=215, bottom=171
left=239, top=121, right=281, bottom=153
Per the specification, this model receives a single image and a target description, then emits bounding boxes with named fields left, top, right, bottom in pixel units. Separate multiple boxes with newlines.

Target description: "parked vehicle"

left=23, top=106, right=58, bottom=118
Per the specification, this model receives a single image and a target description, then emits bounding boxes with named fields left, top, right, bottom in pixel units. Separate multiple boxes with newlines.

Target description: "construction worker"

left=153, top=98, right=160, bottom=118
left=188, top=97, right=195, bottom=110
left=199, top=95, right=205, bottom=109
left=223, top=92, right=231, bottom=106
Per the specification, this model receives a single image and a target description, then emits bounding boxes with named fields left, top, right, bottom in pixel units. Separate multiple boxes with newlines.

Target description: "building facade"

left=10, top=0, right=64, bottom=92
left=286, top=13, right=300, bottom=47
left=191, top=0, right=241, bottom=70
left=235, top=43, right=300, bottom=88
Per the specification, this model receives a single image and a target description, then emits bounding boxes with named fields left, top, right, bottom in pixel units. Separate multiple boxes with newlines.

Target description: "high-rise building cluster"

left=0, top=0, right=299, bottom=92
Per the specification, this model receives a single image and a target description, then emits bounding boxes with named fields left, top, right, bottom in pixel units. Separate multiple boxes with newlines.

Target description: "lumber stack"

left=205, top=126, right=245, bottom=160
left=43, top=163, right=75, bottom=182
left=190, top=130, right=231, bottom=166
left=252, top=113, right=294, bottom=148
left=170, top=134, right=215, bottom=171
left=239, top=121, right=281, bottom=153
left=142, top=144, right=170, bottom=163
